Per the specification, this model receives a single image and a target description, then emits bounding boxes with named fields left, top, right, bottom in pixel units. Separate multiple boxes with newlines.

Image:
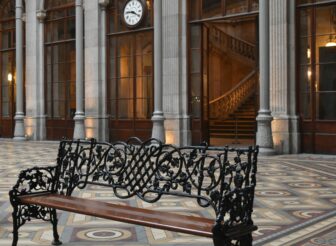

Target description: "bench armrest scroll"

left=9, top=166, right=57, bottom=205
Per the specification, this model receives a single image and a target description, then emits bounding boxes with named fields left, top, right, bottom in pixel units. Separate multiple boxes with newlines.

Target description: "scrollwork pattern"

left=9, top=166, right=57, bottom=205
left=51, top=139, right=258, bottom=227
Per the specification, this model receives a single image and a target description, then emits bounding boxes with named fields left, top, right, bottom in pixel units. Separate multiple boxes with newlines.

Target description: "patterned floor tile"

left=0, top=139, right=336, bottom=245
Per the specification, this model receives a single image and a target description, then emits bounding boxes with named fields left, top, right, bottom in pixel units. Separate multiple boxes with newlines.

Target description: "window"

left=107, top=0, right=153, bottom=121
left=189, top=0, right=258, bottom=21
left=298, top=4, right=336, bottom=120
left=0, top=0, right=16, bottom=118
left=45, top=0, right=76, bottom=120
left=107, top=0, right=154, bottom=141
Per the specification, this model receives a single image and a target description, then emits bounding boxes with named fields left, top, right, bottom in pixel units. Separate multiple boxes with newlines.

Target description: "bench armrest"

left=9, top=166, right=58, bottom=205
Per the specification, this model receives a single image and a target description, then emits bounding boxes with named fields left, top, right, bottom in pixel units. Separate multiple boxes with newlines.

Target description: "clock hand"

left=125, top=10, right=140, bottom=17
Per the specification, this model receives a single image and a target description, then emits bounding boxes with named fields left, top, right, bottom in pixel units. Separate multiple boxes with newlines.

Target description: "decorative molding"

left=36, top=10, right=46, bottom=22
left=98, top=0, right=109, bottom=9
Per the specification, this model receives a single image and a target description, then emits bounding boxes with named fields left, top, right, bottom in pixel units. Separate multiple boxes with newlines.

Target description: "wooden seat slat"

left=20, top=193, right=214, bottom=238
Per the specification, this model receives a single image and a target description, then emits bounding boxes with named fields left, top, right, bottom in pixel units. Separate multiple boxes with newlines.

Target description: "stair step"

left=229, top=111, right=255, bottom=115
left=210, top=120, right=255, bottom=125
left=210, top=91, right=257, bottom=140
left=210, top=123, right=255, bottom=127
left=210, top=133, right=255, bottom=139
left=210, top=130, right=255, bottom=134
left=209, top=131, right=255, bottom=135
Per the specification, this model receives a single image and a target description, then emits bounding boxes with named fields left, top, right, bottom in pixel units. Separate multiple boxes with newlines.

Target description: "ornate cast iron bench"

left=9, top=138, right=259, bottom=246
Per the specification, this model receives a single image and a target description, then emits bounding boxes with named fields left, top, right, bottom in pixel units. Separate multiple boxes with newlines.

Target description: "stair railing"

left=209, top=70, right=258, bottom=120
left=209, top=25, right=256, bottom=62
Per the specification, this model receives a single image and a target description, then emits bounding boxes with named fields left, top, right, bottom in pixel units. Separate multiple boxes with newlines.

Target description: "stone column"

left=73, top=0, right=85, bottom=139
left=151, top=0, right=166, bottom=142
left=288, top=0, right=300, bottom=153
left=83, top=0, right=109, bottom=141
left=161, top=0, right=191, bottom=145
left=14, top=0, right=25, bottom=140
left=269, top=0, right=300, bottom=154
left=256, top=0, right=275, bottom=155
left=24, top=1, right=46, bottom=140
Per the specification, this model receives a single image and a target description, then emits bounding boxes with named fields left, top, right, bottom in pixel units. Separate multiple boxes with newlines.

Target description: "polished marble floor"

left=0, top=140, right=335, bottom=246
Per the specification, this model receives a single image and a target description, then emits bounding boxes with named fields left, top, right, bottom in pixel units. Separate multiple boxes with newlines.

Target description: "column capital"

left=36, top=10, right=46, bottom=22
left=99, top=0, right=110, bottom=9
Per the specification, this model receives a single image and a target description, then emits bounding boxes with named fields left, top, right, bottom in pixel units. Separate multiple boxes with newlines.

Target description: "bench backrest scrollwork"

left=54, top=138, right=258, bottom=228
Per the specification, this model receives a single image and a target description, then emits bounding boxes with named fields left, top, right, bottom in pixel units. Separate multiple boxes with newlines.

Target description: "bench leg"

left=213, top=231, right=253, bottom=246
left=212, top=228, right=232, bottom=246
left=213, top=235, right=231, bottom=246
left=50, top=209, right=62, bottom=245
left=239, top=233, right=252, bottom=246
left=11, top=208, right=19, bottom=246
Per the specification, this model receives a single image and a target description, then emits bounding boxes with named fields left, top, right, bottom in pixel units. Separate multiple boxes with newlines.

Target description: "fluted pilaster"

left=161, top=0, right=190, bottom=145
left=82, top=0, right=109, bottom=141
left=269, top=0, right=300, bottom=153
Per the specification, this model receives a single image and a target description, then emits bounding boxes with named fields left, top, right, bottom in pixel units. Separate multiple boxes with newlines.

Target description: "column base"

left=13, top=137, right=26, bottom=141
left=24, top=116, right=46, bottom=140
left=258, top=147, right=277, bottom=156
left=164, top=115, right=191, bottom=146
left=84, top=116, right=109, bottom=141
left=256, top=110, right=276, bottom=155
left=272, top=115, right=300, bottom=154
left=151, top=111, right=165, bottom=142
left=73, top=112, right=85, bottom=140
left=14, top=112, right=26, bottom=141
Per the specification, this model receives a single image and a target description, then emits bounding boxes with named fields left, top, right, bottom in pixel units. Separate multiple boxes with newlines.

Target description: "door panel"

left=45, top=42, right=76, bottom=140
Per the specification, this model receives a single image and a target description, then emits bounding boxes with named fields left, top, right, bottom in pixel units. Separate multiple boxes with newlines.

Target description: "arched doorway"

left=189, top=0, right=259, bottom=146
left=107, top=0, right=154, bottom=142
left=44, top=0, right=76, bottom=140
left=0, top=0, right=16, bottom=138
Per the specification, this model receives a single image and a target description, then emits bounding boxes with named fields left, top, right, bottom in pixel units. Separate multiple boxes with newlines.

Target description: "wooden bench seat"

left=20, top=193, right=215, bottom=237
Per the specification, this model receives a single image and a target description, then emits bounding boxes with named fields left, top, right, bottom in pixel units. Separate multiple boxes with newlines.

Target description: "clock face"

left=123, top=0, right=145, bottom=27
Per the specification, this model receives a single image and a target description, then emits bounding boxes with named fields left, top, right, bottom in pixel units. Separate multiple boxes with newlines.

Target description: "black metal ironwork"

left=9, top=138, right=258, bottom=246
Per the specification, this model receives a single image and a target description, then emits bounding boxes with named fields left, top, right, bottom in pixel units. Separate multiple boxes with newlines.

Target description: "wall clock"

left=123, top=0, right=146, bottom=28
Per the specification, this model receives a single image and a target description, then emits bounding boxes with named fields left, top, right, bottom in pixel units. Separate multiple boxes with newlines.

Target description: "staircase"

left=209, top=95, right=257, bottom=141
left=207, top=24, right=258, bottom=145
left=209, top=25, right=256, bottom=64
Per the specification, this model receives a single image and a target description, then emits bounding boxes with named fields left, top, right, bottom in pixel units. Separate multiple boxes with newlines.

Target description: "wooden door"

left=189, top=24, right=209, bottom=145
left=45, top=42, right=76, bottom=140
